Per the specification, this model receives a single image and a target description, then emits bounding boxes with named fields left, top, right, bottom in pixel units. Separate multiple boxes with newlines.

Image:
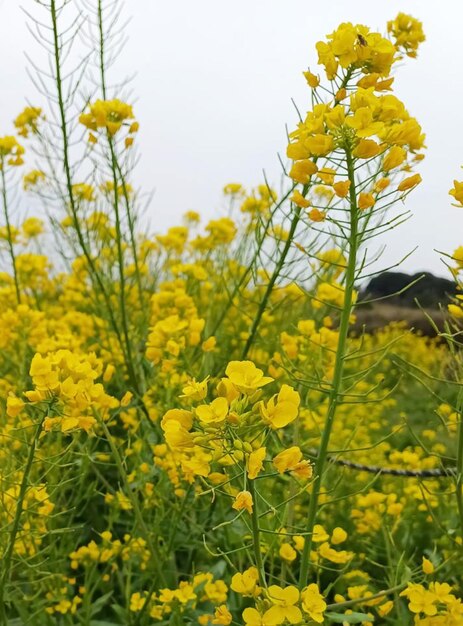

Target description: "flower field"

left=2, top=3, right=463, bottom=625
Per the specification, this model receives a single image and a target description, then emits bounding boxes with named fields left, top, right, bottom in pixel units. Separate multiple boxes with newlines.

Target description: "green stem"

left=97, top=0, right=146, bottom=323
left=455, top=387, right=463, bottom=536
left=114, top=157, right=147, bottom=317
left=298, top=144, right=359, bottom=589
left=1, top=163, right=21, bottom=304
left=97, top=0, right=107, bottom=99
left=108, top=137, right=140, bottom=394
left=326, top=582, right=405, bottom=611
left=248, top=479, right=266, bottom=587
left=241, top=204, right=303, bottom=360
left=49, top=0, right=128, bottom=370
left=0, top=412, right=46, bottom=624
left=210, top=186, right=296, bottom=340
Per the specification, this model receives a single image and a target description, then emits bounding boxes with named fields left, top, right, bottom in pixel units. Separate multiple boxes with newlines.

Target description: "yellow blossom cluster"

left=79, top=98, right=138, bottom=146
left=146, top=281, right=206, bottom=369
left=0, top=135, right=25, bottom=167
left=14, top=106, right=43, bottom=137
left=17, top=349, right=118, bottom=432
left=129, top=572, right=229, bottom=622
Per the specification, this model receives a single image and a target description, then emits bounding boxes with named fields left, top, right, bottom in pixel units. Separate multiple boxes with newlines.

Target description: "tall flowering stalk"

left=279, top=17, right=427, bottom=588
left=0, top=136, right=25, bottom=304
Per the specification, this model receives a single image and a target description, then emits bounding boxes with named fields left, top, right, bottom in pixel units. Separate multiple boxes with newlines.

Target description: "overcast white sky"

left=1, top=0, right=462, bottom=277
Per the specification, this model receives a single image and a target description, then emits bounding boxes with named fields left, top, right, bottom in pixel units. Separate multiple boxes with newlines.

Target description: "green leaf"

left=326, top=611, right=374, bottom=623
left=90, top=590, right=114, bottom=617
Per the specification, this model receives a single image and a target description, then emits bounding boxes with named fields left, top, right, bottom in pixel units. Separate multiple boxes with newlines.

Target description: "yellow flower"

left=358, top=192, right=375, bottom=210
left=232, top=490, right=253, bottom=514
left=202, top=336, right=217, bottom=352
left=72, top=183, right=96, bottom=202
left=382, top=145, right=407, bottom=171
left=303, top=71, right=320, bottom=88
left=317, top=167, right=336, bottom=185
left=242, top=607, right=280, bottom=626
left=163, top=420, right=194, bottom=449
left=79, top=99, right=134, bottom=137
left=387, top=13, right=425, bottom=58
left=22, top=217, right=44, bottom=238
left=289, top=159, right=318, bottom=184
left=196, top=397, right=229, bottom=425
left=121, top=391, right=133, bottom=407
left=400, top=583, right=438, bottom=616
left=325, top=105, right=345, bottom=130
left=247, top=447, right=266, bottom=480
left=377, top=600, right=393, bottom=616
left=266, top=585, right=302, bottom=624
left=181, top=377, right=209, bottom=401
left=212, top=605, right=232, bottom=625
left=313, top=281, right=349, bottom=309
left=129, top=592, right=146, bottom=611
left=0, top=135, right=25, bottom=166
left=316, top=40, right=338, bottom=79
left=259, top=384, right=300, bottom=429
left=305, top=134, right=334, bottom=157
left=23, top=170, right=45, bottom=190
left=287, top=140, right=310, bottom=160
left=279, top=543, right=297, bottom=562
left=318, top=541, right=353, bottom=564
left=449, top=179, right=463, bottom=206
left=308, top=208, right=326, bottom=222
left=301, top=583, right=326, bottom=623
left=333, top=180, right=351, bottom=198
left=353, top=139, right=382, bottom=159
left=429, top=582, right=453, bottom=604
left=272, top=446, right=313, bottom=479
left=312, top=524, right=329, bottom=543
left=448, top=303, right=463, bottom=319
left=346, top=107, right=385, bottom=138
left=225, top=361, right=273, bottom=394
left=397, top=173, right=421, bottom=192
left=291, top=190, right=310, bottom=208
left=373, top=177, right=390, bottom=192
left=331, top=527, right=347, bottom=545
left=6, top=394, right=25, bottom=418
left=223, top=182, right=244, bottom=195
left=161, top=408, right=193, bottom=431
left=14, top=106, right=43, bottom=136
left=422, top=557, right=434, bottom=575
left=205, top=217, right=237, bottom=244
left=231, top=567, right=259, bottom=596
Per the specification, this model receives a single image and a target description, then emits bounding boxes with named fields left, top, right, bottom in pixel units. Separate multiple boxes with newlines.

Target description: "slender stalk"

left=49, top=0, right=134, bottom=382
left=455, top=387, right=463, bottom=536
left=210, top=186, right=296, bottom=340
left=0, top=412, right=46, bottom=624
left=241, top=205, right=303, bottom=360
left=108, top=137, right=140, bottom=393
left=247, top=479, right=266, bottom=587
left=97, top=0, right=107, bottom=99
left=115, top=157, right=147, bottom=315
left=298, top=144, right=359, bottom=589
left=326, top=583, right=405, bottom=611
left=1, top=164, right=21, bottom=304
left=97, top=0, right=146, bottom=317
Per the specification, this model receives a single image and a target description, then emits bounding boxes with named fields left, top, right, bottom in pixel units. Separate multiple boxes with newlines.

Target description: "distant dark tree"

left=361, top=271, right=457, bottom=308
